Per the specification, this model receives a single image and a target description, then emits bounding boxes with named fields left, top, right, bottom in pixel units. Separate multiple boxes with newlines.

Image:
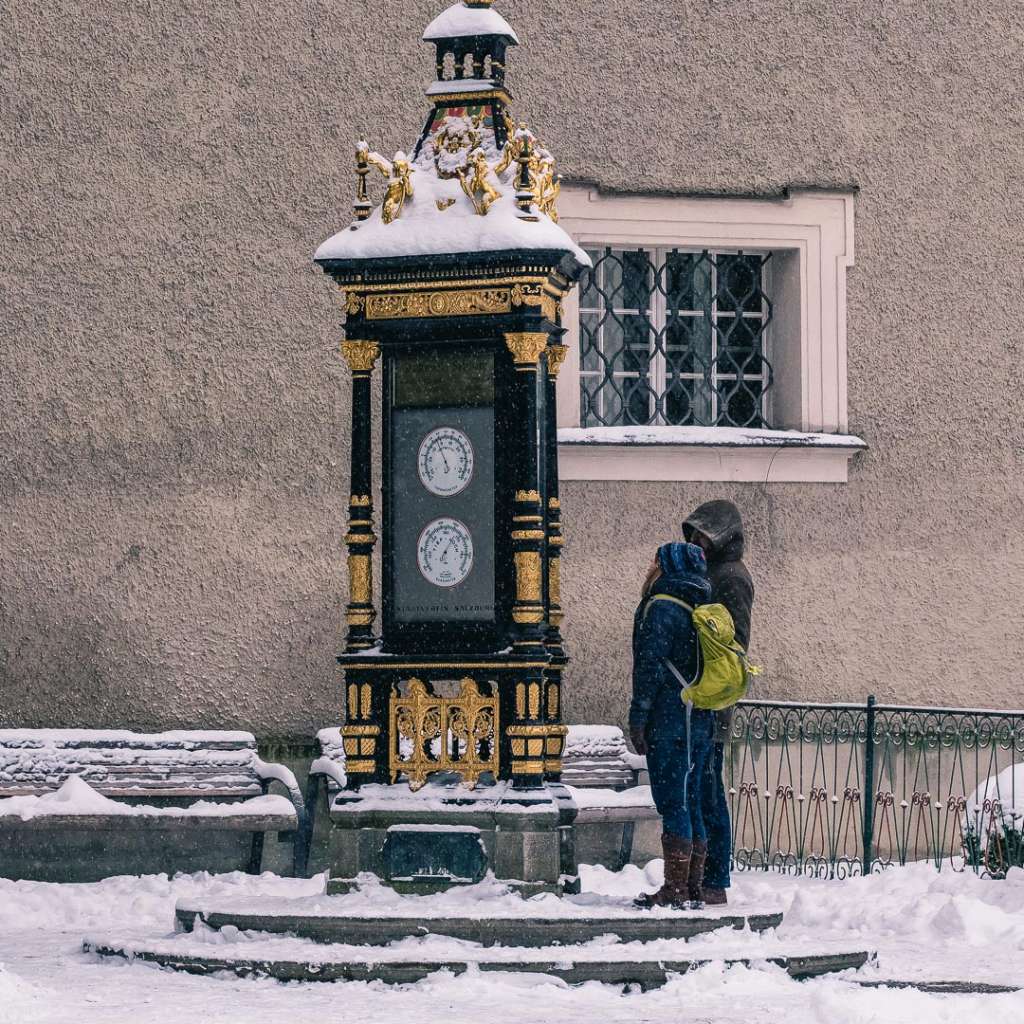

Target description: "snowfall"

left=1, top=860, right=1022, bottom=1024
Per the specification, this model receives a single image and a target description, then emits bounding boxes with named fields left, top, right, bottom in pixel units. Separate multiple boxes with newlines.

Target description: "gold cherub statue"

left=458, top=148, right=502, bottom=216
left=534, top=151, right=561, bottom=222
left=360, top=144, right=415, bottom=224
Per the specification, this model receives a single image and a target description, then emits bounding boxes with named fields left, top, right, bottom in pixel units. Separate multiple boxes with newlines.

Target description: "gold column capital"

left=546, top=344, right=569, bottom=378
left=341, top=339, right=381, bottom=372
left=504, top=332, right=549, bottom=367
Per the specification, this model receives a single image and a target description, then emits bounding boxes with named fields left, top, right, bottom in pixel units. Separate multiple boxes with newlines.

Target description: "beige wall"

left=2, top=1, right=1023, bottom=737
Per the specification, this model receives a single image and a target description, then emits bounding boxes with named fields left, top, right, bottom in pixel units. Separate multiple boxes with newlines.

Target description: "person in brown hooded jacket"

left=682, top=499, right=755, bottom=905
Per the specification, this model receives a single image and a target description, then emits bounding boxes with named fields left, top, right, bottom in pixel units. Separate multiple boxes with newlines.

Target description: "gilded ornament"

left=511, top=529, right=545, bottom=541
left=533, top=152, right=561, bottom=222
left=360, top=683, right=372, bottom=720
left=546, top=344, right=569, bottom=378
left=348, top=554, right=372, bottom=606
left=366, top=288, right=511, bottom=320
left=515, top=489, right=541, bottom=503
left=348, top=684, right=359, bottom=719
left=458, top=148, right=503, bottom=215
left=389, top=677, right=498, bottom=790
left=504, top=332, right=549, bottom=366
left=547, top=684, right=559, bottom=720
left=363, top=147, right=415, bottom=224
left=345, top=292, right=365, bottom=316
left=548, top=555, right=561, bottom=608
left=353, top=144, right=372, bottom=222
left=436, top=198, right=456, bottom=211
left=514, top=550, right=543, bottom=604
left=341, top=339, right=380, bottom=372
left=507, top=724, right=556, bottom=737
left=528, top=683, right=541, bottom=720
left=340, top=724, right=380, bottom=736
left=351, top=495, right=372, bottom=507
left=515, top=684, right=526, bottom=718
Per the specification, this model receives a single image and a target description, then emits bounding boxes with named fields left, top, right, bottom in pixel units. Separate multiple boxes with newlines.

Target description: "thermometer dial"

left=416, top=517, right=474, bottom=588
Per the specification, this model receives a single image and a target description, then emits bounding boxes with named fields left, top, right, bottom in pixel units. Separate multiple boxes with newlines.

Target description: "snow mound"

left=967, top=762, right=1024, bottom=826
left=0, top=775, right=295, bottom=822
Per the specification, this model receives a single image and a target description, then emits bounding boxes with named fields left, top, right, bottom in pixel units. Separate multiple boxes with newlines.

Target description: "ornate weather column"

left=314, top=0, right=588, bottom=894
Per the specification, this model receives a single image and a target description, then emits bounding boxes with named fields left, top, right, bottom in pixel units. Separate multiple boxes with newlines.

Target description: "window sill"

left=557, top=426, right=867, bottom=483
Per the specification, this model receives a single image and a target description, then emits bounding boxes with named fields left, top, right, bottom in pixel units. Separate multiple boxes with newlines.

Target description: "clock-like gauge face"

left=417, top=427, right=474, bottom=497
left=417, top=517, right=474, bottom=588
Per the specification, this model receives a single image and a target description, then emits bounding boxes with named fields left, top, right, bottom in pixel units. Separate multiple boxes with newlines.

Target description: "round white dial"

left=417, top=517, right=474, bottom=588
left=417, top=427, right=474, bottom=497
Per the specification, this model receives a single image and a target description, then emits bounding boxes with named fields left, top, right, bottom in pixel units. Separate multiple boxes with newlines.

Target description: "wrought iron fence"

left=727, top=697, right=1024, bottom=878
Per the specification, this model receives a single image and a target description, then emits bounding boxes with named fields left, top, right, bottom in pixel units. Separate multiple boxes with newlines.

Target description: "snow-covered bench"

left=0, top=730, right=309, bottom=882
left=304, top=725, right=656, bottom=871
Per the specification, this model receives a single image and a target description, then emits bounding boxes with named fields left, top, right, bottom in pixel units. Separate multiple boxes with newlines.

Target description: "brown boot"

left=687, top=840, right=708, bottom=909
left=702, top=887, right=728, bottom=906
left=634, top=834, right=692, bottom=909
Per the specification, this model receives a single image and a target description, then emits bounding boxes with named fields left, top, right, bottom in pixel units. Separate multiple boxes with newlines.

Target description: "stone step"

left=85, top=940, right=871, bottom=989
left=175, top=900, right=784, bottom=948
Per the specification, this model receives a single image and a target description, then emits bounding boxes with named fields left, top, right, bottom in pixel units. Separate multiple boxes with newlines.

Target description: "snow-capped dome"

left=423, top=1, right=519, bottom=44
left=314, top=0, right=588, bottom=273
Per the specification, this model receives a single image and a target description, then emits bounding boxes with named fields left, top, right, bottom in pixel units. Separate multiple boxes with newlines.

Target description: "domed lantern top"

left=423, top=0, right=518, bottom=89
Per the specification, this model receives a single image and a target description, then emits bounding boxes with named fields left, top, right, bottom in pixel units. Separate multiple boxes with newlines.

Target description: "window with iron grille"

left=579, top=247, right=774, bottom=429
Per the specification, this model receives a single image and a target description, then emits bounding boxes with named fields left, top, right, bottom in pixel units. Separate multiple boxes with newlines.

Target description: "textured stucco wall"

left=2, top=0, right=1022, bottom=737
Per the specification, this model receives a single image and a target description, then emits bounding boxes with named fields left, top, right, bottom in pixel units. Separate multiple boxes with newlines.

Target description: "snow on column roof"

left=423, top=2, right=519, bottom=44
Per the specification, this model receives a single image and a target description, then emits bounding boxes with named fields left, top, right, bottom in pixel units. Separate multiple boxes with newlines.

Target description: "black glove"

left=629, top=724, right=647, bottom=756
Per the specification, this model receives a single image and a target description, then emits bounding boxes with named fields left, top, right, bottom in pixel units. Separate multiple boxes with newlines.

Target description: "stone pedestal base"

left=326, top=777, right=578, bottom=895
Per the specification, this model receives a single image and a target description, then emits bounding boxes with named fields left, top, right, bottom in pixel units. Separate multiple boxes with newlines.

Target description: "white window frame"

left=557, top=186, right=864, bottom=483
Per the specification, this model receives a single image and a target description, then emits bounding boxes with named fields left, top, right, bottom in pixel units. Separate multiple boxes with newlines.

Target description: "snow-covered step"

left=84, top=932, right=872, bottom=989
left=175, top=895, right=783, bottom=947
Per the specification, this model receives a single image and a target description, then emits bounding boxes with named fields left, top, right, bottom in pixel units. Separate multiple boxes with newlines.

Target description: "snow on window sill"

left=557, top=426, right=867, bottom=483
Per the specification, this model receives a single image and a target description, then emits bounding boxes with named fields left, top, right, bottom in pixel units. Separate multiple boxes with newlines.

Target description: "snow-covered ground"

left=1, top=864, right=1022, bottom=1024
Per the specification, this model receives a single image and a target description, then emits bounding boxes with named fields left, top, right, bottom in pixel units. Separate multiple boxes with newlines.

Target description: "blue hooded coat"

left=629, top=542, right=716, bottom=841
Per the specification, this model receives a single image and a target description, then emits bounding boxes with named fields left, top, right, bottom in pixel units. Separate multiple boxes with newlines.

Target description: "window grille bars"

left=579, top=247, right=774, bottom=429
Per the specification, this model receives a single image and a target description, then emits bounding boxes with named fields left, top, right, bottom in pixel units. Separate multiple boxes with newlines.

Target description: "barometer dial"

left=417, top=427, right=474, bottom=496
left=417, top=517, right=474, bottom=588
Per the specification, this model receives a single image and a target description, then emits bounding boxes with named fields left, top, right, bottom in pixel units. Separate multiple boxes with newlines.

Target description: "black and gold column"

left=543, top=342, right=569, bottom=779
left=341, top=338, right=380, bottom=653
left=505, top=330, right=550, bottom=788
left=504, top=331, right=550, bottom=648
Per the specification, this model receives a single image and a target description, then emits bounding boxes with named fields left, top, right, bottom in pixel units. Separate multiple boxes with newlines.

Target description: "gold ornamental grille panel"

left=390, top=678, right=499, bottom=791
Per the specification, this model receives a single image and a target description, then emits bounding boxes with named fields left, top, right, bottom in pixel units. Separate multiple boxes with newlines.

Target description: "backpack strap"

left=642, top=593, right=694, bottom=621
left=642, top=594, right=702, bottom=687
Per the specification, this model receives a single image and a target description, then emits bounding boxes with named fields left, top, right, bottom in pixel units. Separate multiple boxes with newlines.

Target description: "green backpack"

left=644, top=595, right=760, bottom=710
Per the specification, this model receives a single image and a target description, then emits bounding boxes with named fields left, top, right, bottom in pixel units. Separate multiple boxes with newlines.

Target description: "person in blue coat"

left=629, top=541, right=715, bottom=909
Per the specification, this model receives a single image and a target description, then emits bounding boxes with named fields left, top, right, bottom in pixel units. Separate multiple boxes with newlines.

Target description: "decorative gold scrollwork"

left=366, top=288, right=512, bottom=320
left=389, top=678, right=499, bottom=791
